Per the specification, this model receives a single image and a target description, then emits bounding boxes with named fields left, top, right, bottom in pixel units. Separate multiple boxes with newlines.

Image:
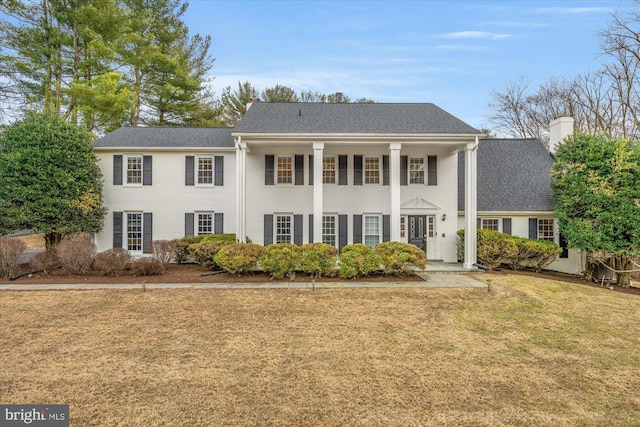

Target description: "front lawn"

left=1, top=275, right=639, bottom=426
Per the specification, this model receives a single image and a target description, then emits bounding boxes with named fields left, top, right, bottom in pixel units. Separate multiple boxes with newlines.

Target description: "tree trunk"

left=617, top=257, right=632, bottom=288
left=44, top=232, right=64, bottom=253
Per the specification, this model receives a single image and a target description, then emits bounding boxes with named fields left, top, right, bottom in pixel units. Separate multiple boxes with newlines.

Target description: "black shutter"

left=143, top=212, right=152, bottom=253
left=294, top=214, right=303, bottom=245
left=309, top=155, right=314, bottom=186
left=264, top=214, right=273, bottom=245
left=559, top=233, right=569, bottom=258
left=265, top=155, right=274, bottom=185
left=382, top=155, right=390, bottom=186
left=214, top=156, right=224, bottom=186
left=295, top=155, right=304, bottom=185
left=214, top=213, right=224, bottom=234
left=338, top=155, right=348, bottom=185
left=400, top=155, right=408, bottom=186
left=113, top=155, right=123, bottom=185
left=338, top=214, right=348, bottom=251
left=185, top=213, right=194, bottom=237
left=113, top=211, right=123, bottom=248
left=354, top=155, right=363, bottom=185
left=185, top=156, right=194, bottom=186
left=383, top=215, right=390, bottom=242
left=502, top=218, right=512, bottom=235
left=353, top=215, right=362, bottom=243
left=427, top=155, right=437, bottom=186
left=529, top=218, right=538, bottom=239
left=477, top=218, right=482, bottom=229
left=143, top=156, right=152, bottom=186
left=309, top=214, right=314, bottom=243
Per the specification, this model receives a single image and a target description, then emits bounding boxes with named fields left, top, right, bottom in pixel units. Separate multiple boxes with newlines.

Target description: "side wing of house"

left=457, top=138, right=584, bottom=275
left=93, top=127, right=236, bottom=253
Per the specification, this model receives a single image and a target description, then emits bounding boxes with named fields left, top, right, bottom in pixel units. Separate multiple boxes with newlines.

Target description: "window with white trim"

left=364, top=215, right=381, bottom=249
left=481, top=218, right=500, bottom=231
left=275, top=214, right=293, bottom=243
left=126, top=155, right=142, bottom=185
left=322, top=215, right=337, bottom=246
left=126, top=212, right=143, bottom=252
left=323, top=156, right=336, bottom=184
left=400, top=216, right=406, bottom=239
left=197, top=212, right=213, bottom=235
left=538, top=219, right=555, bottom=241
left=364, top=156, right=380, bottom=184
left=409, top=157, right=425, bottom=184
left=277, top=156, right=293, bottom=184
left=197, top=156, right=213, bottom=185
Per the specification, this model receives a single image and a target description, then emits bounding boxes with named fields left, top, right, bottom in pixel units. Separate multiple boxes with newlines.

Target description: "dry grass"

left=2, top=274, right=640, bottom=426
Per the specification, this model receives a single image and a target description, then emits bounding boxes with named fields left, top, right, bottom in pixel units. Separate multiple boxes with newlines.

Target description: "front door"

left=408, top=215, right=427, bottom=252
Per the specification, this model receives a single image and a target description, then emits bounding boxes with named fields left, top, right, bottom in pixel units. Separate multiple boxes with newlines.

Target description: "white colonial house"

left=94, top=102, right=481, bottom=268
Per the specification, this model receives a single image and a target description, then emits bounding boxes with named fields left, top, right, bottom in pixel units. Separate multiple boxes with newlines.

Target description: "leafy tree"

left=219, top=81, right=258, bottom=126
left=0, top=114, right=106, bottom=251
left=551, top=134, right=640, bottom=287
left=261, top=84, right=299, bottom=102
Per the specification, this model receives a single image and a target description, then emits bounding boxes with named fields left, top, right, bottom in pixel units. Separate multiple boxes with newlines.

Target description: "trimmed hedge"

left=173, top=234, right=250, bottom=264
left=214, top=243, right=263, bottom=275
left=300, top=243, right=338, bottom=278
left=338, top=244, right=380, bottom=279
left=260, top=243, right=301, bottom=279
left=376, top=241, right=426, bottom=275
left=187, top=241, right=233, bottom=270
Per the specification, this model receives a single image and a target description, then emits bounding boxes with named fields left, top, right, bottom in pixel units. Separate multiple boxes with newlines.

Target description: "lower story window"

left=538, top=218, right=555, bottom=241
left=198, top=213, right=213, bottom=235
left=322, top=215, right=336, bottom=246
left=364, top=215, right=381, bottom=249
left=275, top=215, right=292, bottom=243
left=126, top=212, right=142, bottom=252
left=481, top=218, right=500, bottom=231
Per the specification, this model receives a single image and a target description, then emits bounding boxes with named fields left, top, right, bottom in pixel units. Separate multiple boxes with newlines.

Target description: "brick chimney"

left=549, top=116, right=574, bottom=154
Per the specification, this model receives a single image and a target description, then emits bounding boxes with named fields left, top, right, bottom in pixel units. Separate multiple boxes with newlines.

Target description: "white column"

left=463, top=139, right=478, bottom=269
left=313, top=142, right=324, bottom=244
left=389, top=143, right=402, bottom=241
left=235, top=138, right=247, bottom=243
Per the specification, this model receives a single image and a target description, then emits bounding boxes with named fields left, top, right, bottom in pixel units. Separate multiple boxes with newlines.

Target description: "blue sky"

left=184, top=0, right=631, bottom=130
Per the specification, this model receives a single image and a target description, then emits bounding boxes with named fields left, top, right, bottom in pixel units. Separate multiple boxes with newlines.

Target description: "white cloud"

left=438, top=31, right=514, bottom=40
left=533, top=7, right=612, bottom=15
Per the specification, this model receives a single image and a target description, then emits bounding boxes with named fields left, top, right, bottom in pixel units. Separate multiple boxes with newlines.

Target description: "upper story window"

left=126, top=155, right=142, bottom=185
left=197, top=156, right=213, bottom=185
left=277, top=156, right=293, bottom=184
left=409, top=157, right=425, bottom=184
left=481, top=218, right=500, bottom=231
left=323, top=157, right=336, bottom=184
left=364, top=156, right=380, bottom=184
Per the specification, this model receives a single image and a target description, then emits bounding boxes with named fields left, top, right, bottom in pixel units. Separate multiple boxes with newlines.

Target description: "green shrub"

left=338, top=244, right=380, bottom=279
left=188, top=241, right=233, bottom=270
left=0, top=237, right=27, bottom=279
left=375, top=241, right=427, bottom=275
left=300, top=243, right=338, bottom=278
left=201, top=233, right=236, bottom=243
left=505, top=237, right=537, bottom=270
left=172, top=235, right=206, bottom=264
left=214, top=243, right=264, bottom=275
left=260, top=243, right=302, bottom=280
left=93, top=248, right=132, bottom=276
left=477, top=229, right=518, bottom=269
left=526, top=239, right=562, bottom=272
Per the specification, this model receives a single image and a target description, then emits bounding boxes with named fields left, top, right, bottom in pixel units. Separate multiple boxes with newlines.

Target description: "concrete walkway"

left=0, top=274, right=487, bottom=291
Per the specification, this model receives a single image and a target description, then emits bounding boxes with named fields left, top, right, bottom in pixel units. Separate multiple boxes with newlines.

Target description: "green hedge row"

left=174, top=237, right=427, bottom=279
left=457, top=229, right=562, bottom=272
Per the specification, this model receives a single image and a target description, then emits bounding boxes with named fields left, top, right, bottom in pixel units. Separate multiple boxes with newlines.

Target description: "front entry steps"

left=418, top=261, right=482, bottom=274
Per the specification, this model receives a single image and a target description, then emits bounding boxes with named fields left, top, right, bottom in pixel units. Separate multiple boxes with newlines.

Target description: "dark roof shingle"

left=234, top=102, right=480, bottom=134
left=94, top=126, right=234, bottom=148
left=458, top=138, right=556, bottom=212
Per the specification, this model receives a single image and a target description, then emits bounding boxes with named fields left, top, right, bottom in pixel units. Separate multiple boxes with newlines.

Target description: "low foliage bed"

left=2, top=276, right=640, bottom=425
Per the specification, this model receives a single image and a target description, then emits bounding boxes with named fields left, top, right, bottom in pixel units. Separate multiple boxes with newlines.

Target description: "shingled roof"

left=94, top=126, right=234, bottom=148
left=458, top=138, right=556, bottom=212
left=234, top=102, right=481, bottom=135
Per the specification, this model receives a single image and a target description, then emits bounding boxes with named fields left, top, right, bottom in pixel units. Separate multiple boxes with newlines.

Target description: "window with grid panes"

left=364, top=157, right=380, bottom=184
left=126, top=213, right=143, bottom=252
left=197, top=213, right=213, bottom=235
left=409, top=157, right=425, bottom=184
left=538, top=219, right=555, bottom=241
left=275, top=215, right=292, bottom=243
left=322, top=215, right=336, bottom=246
left=197, top=157, right=213, bottom=184
left=126, top=156, right=142, bottom=184
left=364, top=215, right=380, bottom=249
left=481, top=218, right=500, bottom=231
left=323, top=157, right=336, bottom=184
left=277, top=156, right=293, bottom=184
